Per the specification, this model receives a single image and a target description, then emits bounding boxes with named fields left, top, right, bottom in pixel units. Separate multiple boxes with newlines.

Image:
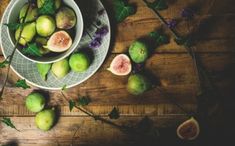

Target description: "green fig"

left=129, top=41, right=149, bottom=63
left=15, top=22, right=36, bottom=46
left=127, top=74, right=151, bottom=95
left=56, top=7, right=76, bottom=29
left=25, top=93, right=45, bottom=113
left=36, top=15, right=56, bottom=37
left=51, top=58, right=70, bottom=78
left=69, top=53, right=90, bottom=73
left=35, top=109, right=55, bottom=131
left=35, top=37, right=51, bottom=55
left=37, top=0, right=61, bottom=9
left=19, top=3, right=38, bottom=23
left=37, top=63, right=52, bottom=80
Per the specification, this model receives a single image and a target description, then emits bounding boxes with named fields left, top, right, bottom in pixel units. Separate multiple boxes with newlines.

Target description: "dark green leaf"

left=4, top=23, right=22, bottom=31
left=38, top=0, right=56, bottom=15
left=69, top=100, right=76, bottom=112
left=146, top=0, right=168, bottom=11
left=15, top=79, right=30, bottom=89
left=175, top=37, right=193, bottom=47
left=114, top=0, right=136, bottom=23
left=1, top=117, right=19, bottom=131
left=108, top=107, right=120, bottom=119
left=22, top=43, right=42, bottom=57
left=0, top=60, right=9, bottom=68
left=77, top=96, right=91, bottom=106
left=149, top=31, right=169, bottom=45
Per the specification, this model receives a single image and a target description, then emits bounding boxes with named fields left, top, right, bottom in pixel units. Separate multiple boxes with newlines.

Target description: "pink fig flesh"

left=108, top=54, right=132, bottom=76
left=46, top=31, right=72, bottom=52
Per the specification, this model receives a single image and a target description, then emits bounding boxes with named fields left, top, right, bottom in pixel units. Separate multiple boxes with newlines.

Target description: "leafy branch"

left=0, top=0, right=32, bottom=99
left=143, top=0, right=218, bottom=104
left=1, top=117, right=19, bottom=132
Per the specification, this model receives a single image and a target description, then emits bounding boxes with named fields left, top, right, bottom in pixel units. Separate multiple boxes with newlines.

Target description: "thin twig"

left=156, top=87, right=196, bottom=117
left=0, top=0, right=32, bottom=99
left=60, top=91, right=128, bottom=131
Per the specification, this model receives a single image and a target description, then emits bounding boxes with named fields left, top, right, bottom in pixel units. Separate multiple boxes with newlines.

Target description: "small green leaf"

left=38, top=0, right=56, bottom=15
left=146, top=0, right=168, bottom=11
left=77, top=96, right=91, bottom=106
left=175, top=37, right=193, bottom=47
left=22, top=43, right=42, bottom=57
left=4, top=23, right=22, bottom=31
left=114, top=0, right=136, bottom=23
left=108, top=107, right=120, bottom=119
left=1, top=117, right=19, bottom=131
left=69, top=100, right=76, bottom=112
left=15, top=79, right=30, bottom=89
left=149, top=31, right=169, bottom=45
left=0, top=60, right=9, bottom=68
left=62, top=85, right=67, bottom=91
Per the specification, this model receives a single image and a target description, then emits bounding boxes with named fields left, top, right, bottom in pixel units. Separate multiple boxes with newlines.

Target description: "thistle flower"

left=167, top=19, right=177, bottom=29
left=89, top=36, right=102, bottom=49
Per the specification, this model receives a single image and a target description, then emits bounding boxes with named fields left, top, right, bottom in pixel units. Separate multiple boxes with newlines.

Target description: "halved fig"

left=107, top=54, right=132, bottom=76
left=177, top=117, right=200, bottom=140
left=46, top=31, right=72, bottom=52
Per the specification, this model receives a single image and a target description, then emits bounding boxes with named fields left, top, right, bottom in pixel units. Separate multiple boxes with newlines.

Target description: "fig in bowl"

left=6, top=0, right=83, bottom=64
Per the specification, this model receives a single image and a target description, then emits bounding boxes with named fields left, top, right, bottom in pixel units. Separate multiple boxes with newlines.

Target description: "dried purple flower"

left=89, top=37, right=102, bottom=49
left=181, top=7, right=194, bottom=19
left=95, top=26, right=109, bottom=38
left=167, top=19, right=177, bottom=29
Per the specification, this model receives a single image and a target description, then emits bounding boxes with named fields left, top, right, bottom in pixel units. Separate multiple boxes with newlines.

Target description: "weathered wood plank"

left=0, top=116, right=189, bottom=146
left=1, top=53, right=235, bottom=106
left=0, top=104, right=196, bottom=117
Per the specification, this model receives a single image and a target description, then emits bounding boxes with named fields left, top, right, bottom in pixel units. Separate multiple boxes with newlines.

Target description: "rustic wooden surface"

left=1, top=0, right=235, bottom=145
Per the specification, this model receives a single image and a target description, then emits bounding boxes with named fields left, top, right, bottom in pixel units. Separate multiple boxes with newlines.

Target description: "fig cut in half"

left=107, top=54, right=132, bottom=76
left=177, top=117, right=200, bottom=140
left=46, top=31, right=72, bottom=53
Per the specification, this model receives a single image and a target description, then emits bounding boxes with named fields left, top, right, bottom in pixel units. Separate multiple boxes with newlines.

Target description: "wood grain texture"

left=1, top=0, right=235, bottom=145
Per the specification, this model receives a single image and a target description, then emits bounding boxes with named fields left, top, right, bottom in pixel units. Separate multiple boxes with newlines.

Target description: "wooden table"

left=1, top=0, right=235, bottom=145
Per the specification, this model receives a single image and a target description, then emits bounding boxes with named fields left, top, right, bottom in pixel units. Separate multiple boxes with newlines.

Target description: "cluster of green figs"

left=16, top=0, right=76, bottom=54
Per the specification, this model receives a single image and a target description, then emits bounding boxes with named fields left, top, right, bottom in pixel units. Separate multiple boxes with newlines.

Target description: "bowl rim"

left=0, top=0, right=111, bottom=90
left=6, top=0, right=84, bottom=64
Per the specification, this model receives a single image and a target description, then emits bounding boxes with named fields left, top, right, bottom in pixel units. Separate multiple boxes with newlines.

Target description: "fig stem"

left=0, top=0, right=32, bottom=99
left=85, top=30, right=93, bottom=40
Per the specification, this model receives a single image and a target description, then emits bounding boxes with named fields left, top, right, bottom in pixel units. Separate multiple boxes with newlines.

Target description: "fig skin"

left=19, top=3, right=38, bottom=23
left=35, top=109, right=55, bottom=131
left=107, top=54, right=132, bottom=76
left=127, top=74, right=151, bottom=95
left=129, top=41, right=149, bottom=63
left=46, top=31, right=72, bottom=52
left=37, top=0, right=61, bottom=9
left=177, top=117, right=200, bottom=140
left=36, top=15, right=56, bottom=37
left=25, top=93, right=45, bottom=113
left=51, top=58, right=70, bottom=78
left=37, top=63, right=52, bottom=80
left=35, top=37, right=50, bottom=55
left=15, top=22, right=36, bottom=46
left=56, top=7, right=77, bottom=29
left=69, top=53, right=90, bottom=73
